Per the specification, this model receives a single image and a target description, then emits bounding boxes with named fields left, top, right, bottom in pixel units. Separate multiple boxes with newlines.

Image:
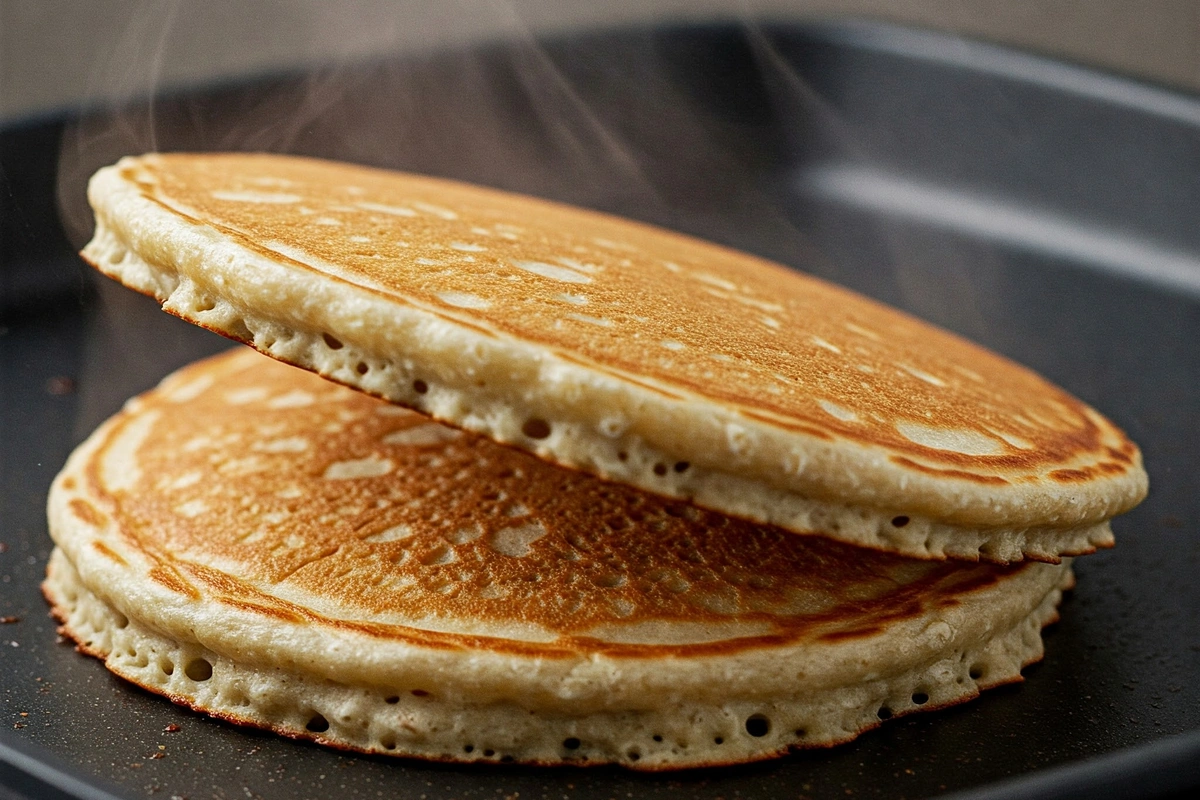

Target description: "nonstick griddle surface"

left=2, top=20, right=1198, bottom=800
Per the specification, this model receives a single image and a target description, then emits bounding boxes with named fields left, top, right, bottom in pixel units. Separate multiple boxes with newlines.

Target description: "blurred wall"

left=2, top=0, right=1199, bottom=123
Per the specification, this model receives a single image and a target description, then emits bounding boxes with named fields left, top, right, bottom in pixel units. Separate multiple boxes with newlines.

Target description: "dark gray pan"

left=2, top=19, right=1197, bottom=800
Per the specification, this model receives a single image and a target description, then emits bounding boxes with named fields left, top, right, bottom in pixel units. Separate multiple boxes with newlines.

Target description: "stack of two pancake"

left=45, top=153, right=1146, bottom=769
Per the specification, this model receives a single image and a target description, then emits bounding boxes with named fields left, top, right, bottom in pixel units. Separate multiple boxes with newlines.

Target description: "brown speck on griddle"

left=12, top=723, right=25, bottom=729
left=164, top=723, right=181, bottom=733
left=0, top=616, right=19, bottom=624
left=46, top=376, right=76, bottom=395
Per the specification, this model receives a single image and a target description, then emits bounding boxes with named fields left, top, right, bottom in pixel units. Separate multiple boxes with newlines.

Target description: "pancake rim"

left=44, top=546, right=1070, bottom=770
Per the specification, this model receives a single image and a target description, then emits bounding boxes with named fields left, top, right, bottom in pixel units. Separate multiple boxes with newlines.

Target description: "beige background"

left=2, top=0, right=1199, bottom=124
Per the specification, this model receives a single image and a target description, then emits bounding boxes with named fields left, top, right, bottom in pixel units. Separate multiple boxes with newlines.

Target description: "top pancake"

left=82, top=153, right=1147, bottom=561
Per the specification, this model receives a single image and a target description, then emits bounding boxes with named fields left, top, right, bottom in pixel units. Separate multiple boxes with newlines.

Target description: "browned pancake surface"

left=122, top=154, right=1138, bottom=490
left=79, top=349, right=1030, bottom=655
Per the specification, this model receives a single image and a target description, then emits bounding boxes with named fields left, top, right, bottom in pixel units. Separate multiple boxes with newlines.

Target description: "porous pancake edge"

left=44, top=548, right=1070, bottom=770
left=82, top=213, right=1121, bottom=564
left=79, top=160, right=1147, bottom=551
left=46, top=400, right=1071, bottom=712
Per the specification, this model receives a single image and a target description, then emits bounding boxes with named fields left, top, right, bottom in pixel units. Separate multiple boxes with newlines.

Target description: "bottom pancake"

left=45, top=348, right=1072, bottom=769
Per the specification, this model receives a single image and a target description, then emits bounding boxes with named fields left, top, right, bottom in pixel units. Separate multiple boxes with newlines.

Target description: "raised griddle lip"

left=0, top=739, right=126, bottom=800
left=942, top=730, right=1200, bottom=800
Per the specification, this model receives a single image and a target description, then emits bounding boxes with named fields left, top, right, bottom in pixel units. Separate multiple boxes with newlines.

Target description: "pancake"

left=45, top=348, right=1072, bottom=769
left=81, top=152, right=1147, bottom=562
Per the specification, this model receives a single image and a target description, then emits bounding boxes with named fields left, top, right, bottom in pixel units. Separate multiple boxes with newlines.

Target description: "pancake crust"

left=46, top=349, right=1072, bottom=768
left=82, top=153, right=1146, bottom=562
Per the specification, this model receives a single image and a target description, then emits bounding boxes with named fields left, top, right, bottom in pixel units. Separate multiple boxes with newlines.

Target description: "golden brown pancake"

left=46, top=348, right=1072, bottom=769
left=81, top=153, right=1147, bottom=561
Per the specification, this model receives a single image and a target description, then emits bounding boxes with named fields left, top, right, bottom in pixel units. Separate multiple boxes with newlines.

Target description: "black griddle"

left=2, top=19, right=1199, bottom=800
